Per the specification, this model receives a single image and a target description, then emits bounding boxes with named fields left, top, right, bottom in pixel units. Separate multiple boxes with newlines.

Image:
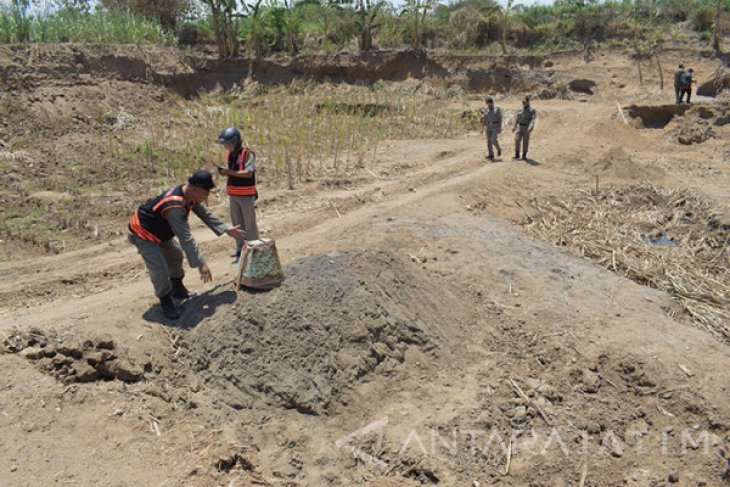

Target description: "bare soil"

left=1, top=45, right=729, bottom=486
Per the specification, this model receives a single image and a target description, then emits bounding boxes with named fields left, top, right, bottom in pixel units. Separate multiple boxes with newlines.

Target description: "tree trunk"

left=633, top=7, right=643, bottom=85
left=655, top=53, right=663, bottom=90
left=713, top=0, right=721, bottom=53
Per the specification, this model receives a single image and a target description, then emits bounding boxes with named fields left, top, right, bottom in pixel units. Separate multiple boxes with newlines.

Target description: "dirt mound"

left=696, top=68, right=730, bottom=97
left=668, top=103, right=729, bottom=145
left=183, top=250, right=469, bottom=416
left=590, top=147, right=666, bottom=180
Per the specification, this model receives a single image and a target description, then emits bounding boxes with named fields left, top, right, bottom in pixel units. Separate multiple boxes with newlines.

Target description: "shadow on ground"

left=142, top=284, right=239, bottom=329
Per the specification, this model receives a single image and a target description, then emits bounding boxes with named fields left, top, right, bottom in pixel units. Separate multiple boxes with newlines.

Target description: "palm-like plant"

left=11, top=0, right=32, bottom=43
left=322, top=0, right=345, bottom=49
left=204, top=0, right=240, bottom=58
left=401, top=0, right=435, bottom=51
left=282, top=0, right=300, bottom=55
left=498, top=0, right=521, bottom=55
left=354, top=0, right=385, bottom=51
left=243, top=0, right=265, bottom=59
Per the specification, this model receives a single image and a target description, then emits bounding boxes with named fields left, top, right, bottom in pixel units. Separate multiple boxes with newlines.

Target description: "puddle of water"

left=647, top=234, right=676, bottom=246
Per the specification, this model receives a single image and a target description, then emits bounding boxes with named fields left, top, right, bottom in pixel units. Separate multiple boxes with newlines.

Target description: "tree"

left=564, top=0, right=606, bottom=63
left=499, top=0, right=520, bottom=55
left=354, top=0, right=386, bottom=51
left=633, top=0, right=643, bottom=84
left=322, top=0, right=346, bottom=49
left=203, top=0, right=240, bottom=58
left=401, top=0, right=435, bottom=51
left=713, top=0, right=722, bottom=53
left=282, top=0, right=300, bottom=55
left=10, top=0, right=32, bottom=43
left=243, top=0, right=266, bottom=59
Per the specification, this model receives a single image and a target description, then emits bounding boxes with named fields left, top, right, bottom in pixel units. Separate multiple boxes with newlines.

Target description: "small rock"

left=37, top=357, right=54, bottom=372
left=57, top=344, right=83, bottom=360
left=582, top=370, right=601, bottom=393
left=86, top=351, right=115, bottom=366
left=364, top=319, right=386, bottom=334
left=512, top=406, right=527, bottom=421
left=587, top=422, right=601, bottom=434
left=73, top=362, right=100, bottom=383
left=668, top=472, right=679, bottom=483
left=370, top=343, right=390, bottom=361
left=347, top=325, right=369, bottom=343
left=99, top=359, right=143, bottom=383
left=95, top=335, right=115, bottom=350
left=19, top=347, right=45, bottom=360
left=52, top=356, right=73, bottom=367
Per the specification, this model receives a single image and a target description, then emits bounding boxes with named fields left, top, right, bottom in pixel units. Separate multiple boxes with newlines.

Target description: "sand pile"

left=590, top=147, right=666, bottom=180
left=183, top=250, right=470, bottom=415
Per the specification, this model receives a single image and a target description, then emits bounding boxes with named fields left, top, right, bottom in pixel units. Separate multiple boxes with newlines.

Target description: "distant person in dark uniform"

left=678, top=68, right=694, bottom=104
left=512, top=95, right=536, bottom=161
left=674, top=64, right=685, bottom=104
left=480, top=97, right=503, bottom=160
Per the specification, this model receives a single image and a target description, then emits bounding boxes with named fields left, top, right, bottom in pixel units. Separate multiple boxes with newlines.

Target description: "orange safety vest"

left=128, top=185, right=191, bottom=243
left=226, top=148, right=257, bottom=197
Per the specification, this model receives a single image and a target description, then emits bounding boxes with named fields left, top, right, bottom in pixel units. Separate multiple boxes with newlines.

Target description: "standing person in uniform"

left=512, top=95, right=536, bottom=161
left=480, top=97, right=503, bottom=160
left=217, top=126, right=259, bottom=261
left=679, top=68, right=694, bottom=104
left=674, top=64, right=685, bottom=104
left=128, top=170, right=246, bottom=319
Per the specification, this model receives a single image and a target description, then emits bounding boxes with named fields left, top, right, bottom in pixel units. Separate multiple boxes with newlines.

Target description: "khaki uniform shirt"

left=481, top=107, right=503, bottom=130
left=167, top=204, right=231, bottom=268
left=513, top=106, right=536, bottom=132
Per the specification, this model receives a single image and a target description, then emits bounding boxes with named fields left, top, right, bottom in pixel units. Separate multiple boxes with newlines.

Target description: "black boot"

left=170, top=277, right=192, bottom=299
left=522, top=153, right=528, bottom=161
left=160, top=294, right=182, bottom=320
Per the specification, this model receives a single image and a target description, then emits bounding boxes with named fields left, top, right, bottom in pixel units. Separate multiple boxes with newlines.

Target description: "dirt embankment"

left=0, top=44, right=575, bottom=98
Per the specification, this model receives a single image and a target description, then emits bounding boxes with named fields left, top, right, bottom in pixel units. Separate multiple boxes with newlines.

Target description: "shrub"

left=691, top=5, right=715, bottom=32
left=446, top=7, right=497, bottom=49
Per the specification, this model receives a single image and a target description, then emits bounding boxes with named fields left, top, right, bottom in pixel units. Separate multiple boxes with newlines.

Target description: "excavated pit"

left=626, top=104, right=690, bottom=129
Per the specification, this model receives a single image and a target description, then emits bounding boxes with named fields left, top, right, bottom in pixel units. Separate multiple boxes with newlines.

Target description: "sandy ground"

left=0, top=46, right=729, bottom=486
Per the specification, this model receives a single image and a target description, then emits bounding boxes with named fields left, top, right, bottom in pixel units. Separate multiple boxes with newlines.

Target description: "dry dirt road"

left=1, top=50, right=729, bottom=486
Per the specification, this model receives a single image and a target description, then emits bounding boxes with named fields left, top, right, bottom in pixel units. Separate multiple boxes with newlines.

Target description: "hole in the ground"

left=625, top=104, right=690, bottom=129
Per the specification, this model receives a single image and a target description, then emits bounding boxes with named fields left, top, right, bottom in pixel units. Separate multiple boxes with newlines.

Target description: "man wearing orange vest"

left=217, top=126, right=260, bottom=261
left=128, top=170, right=246, bottom=319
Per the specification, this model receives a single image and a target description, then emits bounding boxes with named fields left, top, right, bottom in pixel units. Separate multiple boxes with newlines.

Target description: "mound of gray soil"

left=184, top=251, right=467, bottom=416
left=591, top=147, right=666, bottom=180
